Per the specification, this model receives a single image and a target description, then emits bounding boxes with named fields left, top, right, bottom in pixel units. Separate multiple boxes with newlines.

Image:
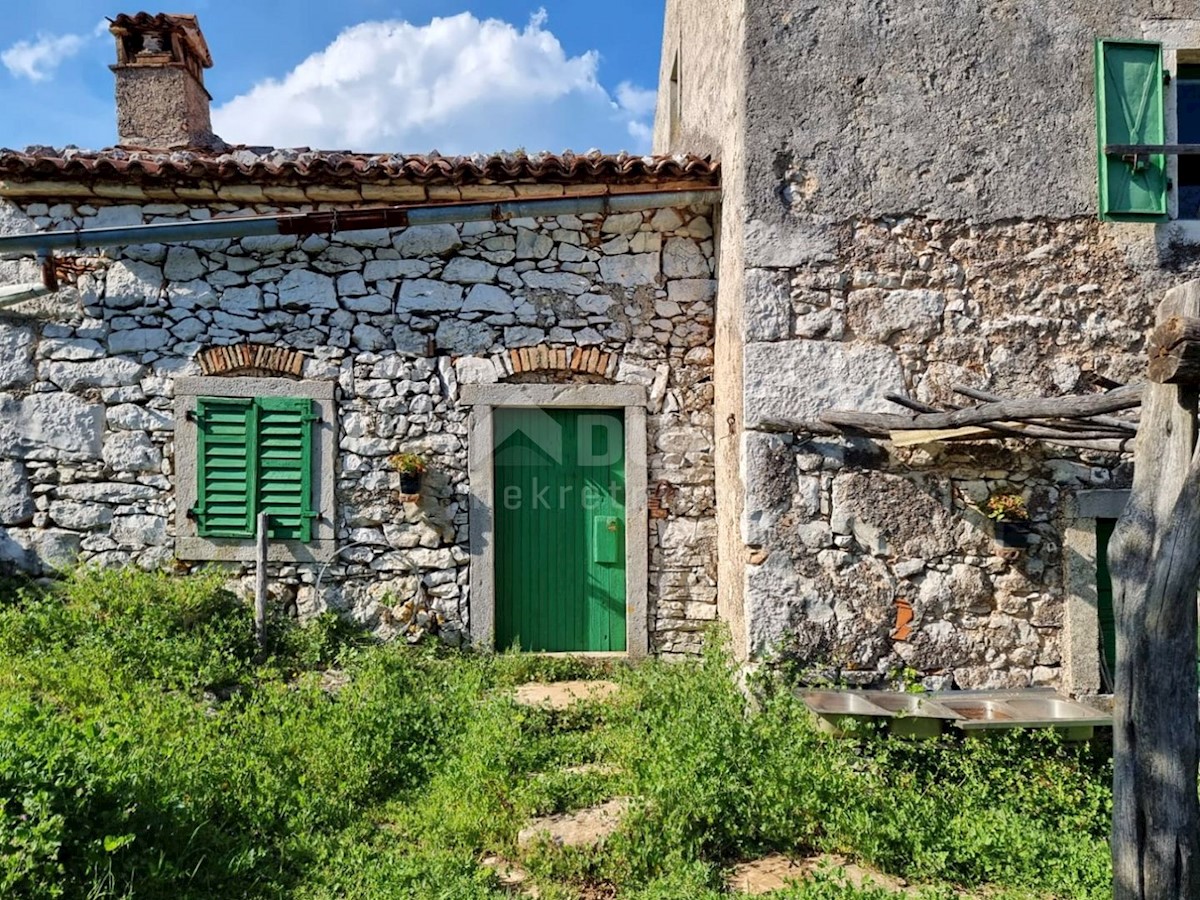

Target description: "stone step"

left=512, top=679, right=620, bottom=710
left=517, top=797, right=630, bottom=850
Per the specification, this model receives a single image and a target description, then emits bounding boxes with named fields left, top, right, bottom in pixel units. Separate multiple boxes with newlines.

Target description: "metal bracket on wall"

left=1106, top=143, right=1200, bottom=171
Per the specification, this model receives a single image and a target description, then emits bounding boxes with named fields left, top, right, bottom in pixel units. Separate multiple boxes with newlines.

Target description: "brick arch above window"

left=197, top=343, right=307, bottom=378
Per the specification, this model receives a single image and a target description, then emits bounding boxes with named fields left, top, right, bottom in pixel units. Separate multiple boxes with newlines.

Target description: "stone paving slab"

left=481, top=855, right=538, bottom=897
left=512, top=679, right=621, bottom=710
left=726, top=853, right=910, bottom=896
left=517, top=797, right=631, bottom=850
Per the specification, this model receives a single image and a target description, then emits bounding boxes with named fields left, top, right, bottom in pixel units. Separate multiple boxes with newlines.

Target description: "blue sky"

left=0, top=3, right=665, bottom=155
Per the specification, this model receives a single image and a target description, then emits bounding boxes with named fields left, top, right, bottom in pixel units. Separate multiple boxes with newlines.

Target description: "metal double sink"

left=800, top=688, right=1112, bottom=739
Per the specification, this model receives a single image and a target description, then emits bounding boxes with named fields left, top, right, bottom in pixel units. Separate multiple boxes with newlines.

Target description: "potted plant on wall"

left=986, top=491, right=1032, bottom=549
left=391, top=452, right=427, bottom=496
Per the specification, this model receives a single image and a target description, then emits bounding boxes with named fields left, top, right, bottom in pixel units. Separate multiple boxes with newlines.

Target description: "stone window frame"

left=1142, top=19, right=1200, bottom=235
left=461, top=383, right=650, bottom=658
left=174, top=375, right=337, bottom=563
left=1061, top=488, right=1129, bottom=696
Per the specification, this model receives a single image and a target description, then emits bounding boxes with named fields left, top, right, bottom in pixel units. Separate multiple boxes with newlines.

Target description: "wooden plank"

left=890, top=426, right=995, bottom=446
left=255, top=512, right=268, bottom=651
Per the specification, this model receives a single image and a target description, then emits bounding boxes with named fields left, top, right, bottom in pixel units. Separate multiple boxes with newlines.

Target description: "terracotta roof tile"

left=0, top=147, right=719, bottom=190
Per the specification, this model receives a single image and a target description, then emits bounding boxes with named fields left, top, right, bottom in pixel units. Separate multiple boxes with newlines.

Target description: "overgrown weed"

left=0, top=570, right=1112, bottom=899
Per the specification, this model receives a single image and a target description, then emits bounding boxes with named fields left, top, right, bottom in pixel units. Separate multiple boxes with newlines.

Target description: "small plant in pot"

left=985, top=491, right=1032, bottom=549
left=391, top=452, right=427, bottom=496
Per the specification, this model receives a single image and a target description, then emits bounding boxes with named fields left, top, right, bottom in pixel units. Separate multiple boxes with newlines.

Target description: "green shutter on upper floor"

left=1096, top=39, right=1168, bottom=222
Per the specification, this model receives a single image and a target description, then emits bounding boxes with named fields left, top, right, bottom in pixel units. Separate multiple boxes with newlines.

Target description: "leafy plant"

left=984, top=491, right=1029, bottom=522
left=390, top=452, right=428, bottom=475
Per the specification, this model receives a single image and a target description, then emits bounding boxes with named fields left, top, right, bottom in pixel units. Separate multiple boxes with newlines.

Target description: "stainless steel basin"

left=937, top=698, right=1015, bottom=721
left=802, top=691, right=889, bottom=716
left=862, top=692, right=960, bottom=719
left=928, top=690, right=1112, bottom=739
left=1002, top=698, right=1107, bottom=722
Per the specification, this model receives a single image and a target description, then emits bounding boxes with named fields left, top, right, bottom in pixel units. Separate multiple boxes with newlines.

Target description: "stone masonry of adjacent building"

left=657, top=0, right=1200, bottom=688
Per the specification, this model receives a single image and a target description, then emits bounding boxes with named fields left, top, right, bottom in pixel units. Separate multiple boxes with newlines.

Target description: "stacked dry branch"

left=760, top=383, right=1141, bottom=452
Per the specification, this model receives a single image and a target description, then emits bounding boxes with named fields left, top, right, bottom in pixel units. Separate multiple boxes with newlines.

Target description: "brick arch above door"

left=454, top=344, right=622, bottom=384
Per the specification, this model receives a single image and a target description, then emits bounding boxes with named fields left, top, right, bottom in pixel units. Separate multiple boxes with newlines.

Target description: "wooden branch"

left=759, top=414, right=1130, bottom=451
left=820, top=383, right=1142, bottom=432
left=931, top=423, right=1134, bottom=452
left=1148, top=316, right=1200, bottom=384
left=756, top=417, right=842, bottom=436
left=885, top=393, right=941, bottom=414
left=951, top=384, right=1139, bottom=433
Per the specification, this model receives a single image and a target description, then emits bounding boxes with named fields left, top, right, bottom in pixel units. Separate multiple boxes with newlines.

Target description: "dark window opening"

left=1177, top=64, right=1200, bottom=219
left=668, top=52, right=681, bottom=147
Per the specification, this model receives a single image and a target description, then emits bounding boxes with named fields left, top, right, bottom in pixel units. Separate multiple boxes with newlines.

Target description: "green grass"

left=0, top=569, right=1113, bottom=898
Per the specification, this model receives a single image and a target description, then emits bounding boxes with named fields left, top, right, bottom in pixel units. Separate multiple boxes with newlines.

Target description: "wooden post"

left=255, top=512, right=268, bottom=651
left=1110, top=282, right=1200, bottom=899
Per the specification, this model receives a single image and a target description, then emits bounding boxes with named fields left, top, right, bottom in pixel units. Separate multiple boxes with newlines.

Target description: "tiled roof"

left=0, top=147, right=719, bottom=188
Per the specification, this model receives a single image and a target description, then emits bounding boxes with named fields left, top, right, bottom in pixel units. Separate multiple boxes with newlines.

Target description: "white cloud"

left=616, top=82, right=657, bottom=145
left=212, top=10, right=657, bottom=155
left=2, top=21, right=105, bottom=82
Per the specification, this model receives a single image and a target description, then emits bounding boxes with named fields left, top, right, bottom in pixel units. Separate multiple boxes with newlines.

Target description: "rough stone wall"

left=0, top=198, right=717, bottom=654
left=741, top=1, right=1200, bottom=225
left=655, top=0, right=751, bottom=654
left=741, top=215, right=1200, bottom=688
left=651, top=0, right=1200, bottom=684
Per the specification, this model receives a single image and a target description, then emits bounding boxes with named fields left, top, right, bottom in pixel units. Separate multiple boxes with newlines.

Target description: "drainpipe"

left=0, top=187, right=721, bottom=256
left=0, top=282, right=52, bottom=309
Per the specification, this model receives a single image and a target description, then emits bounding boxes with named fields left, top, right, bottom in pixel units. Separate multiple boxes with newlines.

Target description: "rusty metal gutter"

left=0, top=187, right=721, bottom=256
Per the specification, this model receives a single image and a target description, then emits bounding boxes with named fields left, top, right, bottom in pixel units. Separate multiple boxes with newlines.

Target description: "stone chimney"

left=109, top=13, right=223, bottom=149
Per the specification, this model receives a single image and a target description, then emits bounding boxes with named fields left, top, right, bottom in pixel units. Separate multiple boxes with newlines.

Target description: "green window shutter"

left=254, top=397, right=317, bottom=542
left=194, top=397, right=257, bottom=538
left=1096, top=39, right=1168, bottom=221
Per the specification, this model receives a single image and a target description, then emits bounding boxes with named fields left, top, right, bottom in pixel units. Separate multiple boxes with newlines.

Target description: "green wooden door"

left=1096, top=518, right=1117, bottom=691
left=494, top=408, right=626, bottom=652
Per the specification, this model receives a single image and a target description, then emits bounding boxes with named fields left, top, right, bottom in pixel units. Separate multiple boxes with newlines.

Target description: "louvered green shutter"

left=254, top=397, right=317, bottom=542
left=194, top=397, right=257, bottom=538
left=1096, top=39, right=1168, bottom=221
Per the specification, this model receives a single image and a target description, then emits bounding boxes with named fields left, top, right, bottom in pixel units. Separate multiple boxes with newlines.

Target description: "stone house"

left=2, top=6, right=1197, bottom=693
left=653, top=0, right=1200, bottom=692
left=0, top=13, right=721, bottom=657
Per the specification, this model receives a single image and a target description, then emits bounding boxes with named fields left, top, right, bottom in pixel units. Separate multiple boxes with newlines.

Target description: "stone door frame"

left=1062, top=488, right=1129, bottom=696
left=461, top=383, right=649, bottom=658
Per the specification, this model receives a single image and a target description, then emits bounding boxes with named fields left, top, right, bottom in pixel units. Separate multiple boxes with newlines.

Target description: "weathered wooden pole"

left=255, top=512, right=268, bottom=650
left=1110, top=282, right=1200, bottom=899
